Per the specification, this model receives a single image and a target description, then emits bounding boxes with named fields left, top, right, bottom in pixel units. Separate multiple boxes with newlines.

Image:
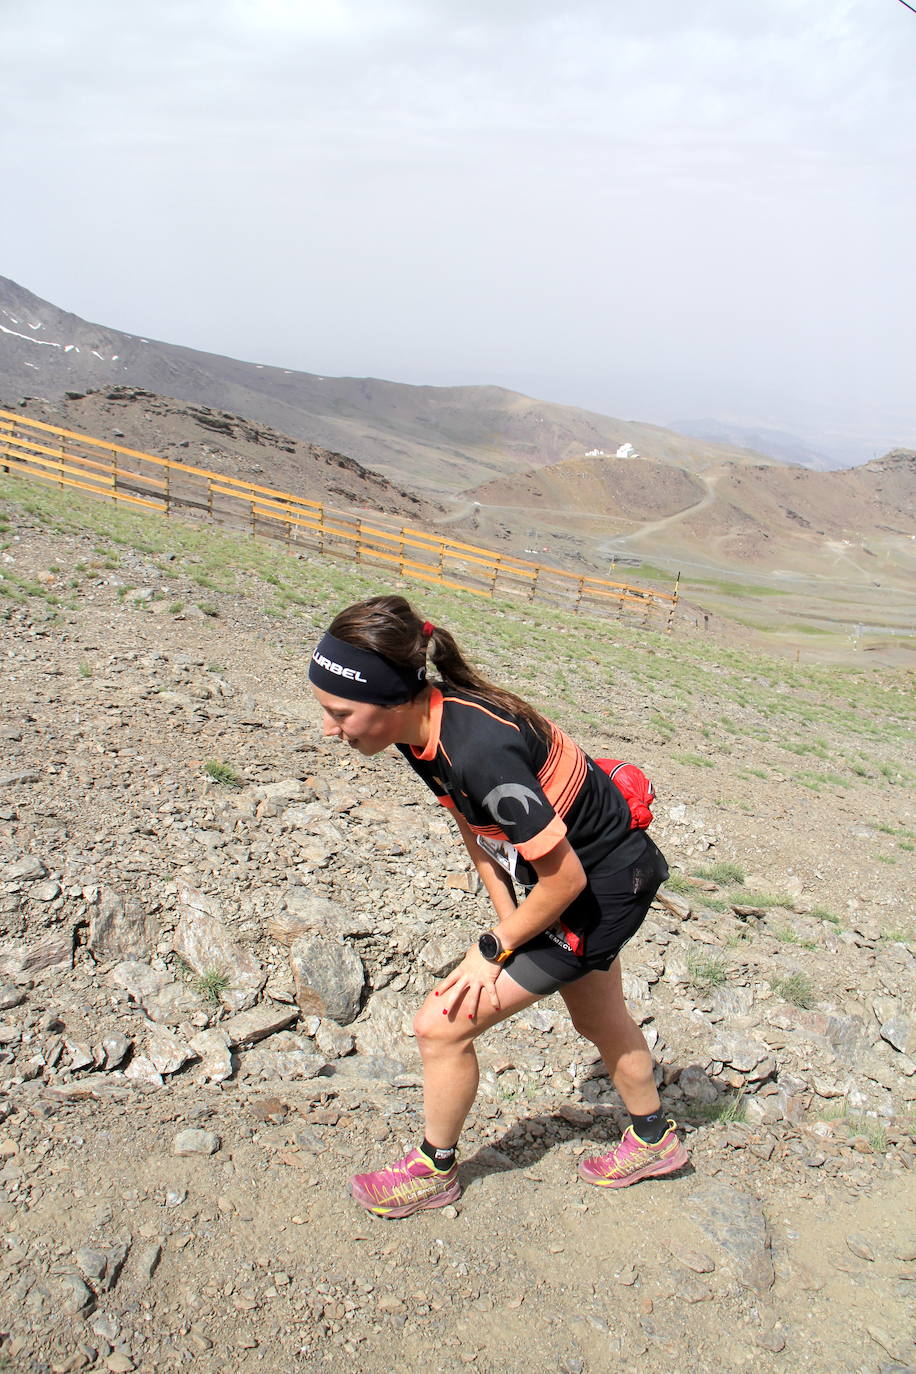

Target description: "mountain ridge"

left=0, top=275, right=826, bottom=495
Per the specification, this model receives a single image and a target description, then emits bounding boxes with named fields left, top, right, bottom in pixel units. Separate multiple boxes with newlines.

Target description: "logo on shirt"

left=481, top=783, right=544, bottom=826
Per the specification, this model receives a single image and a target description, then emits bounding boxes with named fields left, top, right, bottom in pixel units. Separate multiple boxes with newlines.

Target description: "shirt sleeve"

left=456, top=732, right=568, bottom=861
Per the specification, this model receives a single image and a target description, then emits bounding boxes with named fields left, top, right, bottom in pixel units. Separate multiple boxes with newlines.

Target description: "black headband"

left=308, top=631, right=427, bottom=705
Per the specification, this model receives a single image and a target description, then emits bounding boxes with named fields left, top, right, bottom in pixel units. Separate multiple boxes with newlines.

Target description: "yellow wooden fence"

left=0, top=408, right=679, bottom=626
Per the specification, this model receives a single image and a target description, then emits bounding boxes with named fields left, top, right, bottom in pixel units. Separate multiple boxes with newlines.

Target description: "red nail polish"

left=442, top=1008, right=448, bottom=1015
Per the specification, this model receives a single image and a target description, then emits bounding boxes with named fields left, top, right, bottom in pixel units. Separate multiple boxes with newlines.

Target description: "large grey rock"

left=89, top=887, right=157, bottom=962
left=879, top=1013, right=916, bottom=1056
left=315, top=1020, right=355, bottom=1059
left=109, top=960, right=166, bottom=1003
left=678, top=1065, right=720, bottom=1104
left=0, top=985, right=25, bottom=1011
left=242, top=1047, right=326, bottom=1081
left=2, top=856, right=47, bottom=881
left=145, top=1024, right=197, bottom=1076
left=75, top=1242, right=129, bottom=1292
left=173, top=1128, right=221, bottom=1156
left=824, top=1013, right=873, bottom=1060
left=289, top=935, right=364, bottom=1025
left=687, top=1180, right=774, bottom=1293
left=124, top=1055, right=164, bottom=1086
left=707, top=1031, right=772, bottom=1077
left=173, top=882, right=264, bottom=1012
left=101, top=1032, right=132, bottom=1070
left=419, top=929, right=473, bottom=978
left=58, top=1273, right=95, bottom=1315
left=353, top=987, right=416, bottom=1060
left=188, top=1027, right=233, bottom=1083
left=220, top=1003, right=298, bottom=1047
left=0, top=930, right=74, bottom=976
left=108, top=961, right=202, bottom=1025
left=283, top=888, right=375, bottom=939
left=710, top=986, right=755, bottom=1018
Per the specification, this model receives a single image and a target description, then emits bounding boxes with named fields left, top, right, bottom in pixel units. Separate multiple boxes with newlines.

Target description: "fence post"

left=399, top=529, right=405, bottom=576
left=666, top=573, right=680, bottom=633
left=490, top=554, right=501, bottom=597
left=528, top=565, right=540, bottom=602
left=355, top=519, right=362, bottom=566
left=574, top=576, right=585, bottom=613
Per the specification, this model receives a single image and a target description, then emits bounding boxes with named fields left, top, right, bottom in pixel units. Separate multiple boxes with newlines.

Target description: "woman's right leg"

left=559, top=957, right=660, bottom=1113
left=560, top=958, right=689, bottom=1186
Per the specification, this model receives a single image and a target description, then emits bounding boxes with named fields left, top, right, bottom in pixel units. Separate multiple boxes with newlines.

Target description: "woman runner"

left=308, top=595, right=688, bottom=1217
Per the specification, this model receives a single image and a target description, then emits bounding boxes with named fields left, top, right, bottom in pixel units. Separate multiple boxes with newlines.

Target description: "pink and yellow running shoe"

left=349, top=1147, right=462, bottom=1218
left=578, top=1120, right=689, bottom=1188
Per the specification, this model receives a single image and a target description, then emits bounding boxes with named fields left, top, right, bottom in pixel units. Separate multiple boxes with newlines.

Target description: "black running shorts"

left=504, top=834, right=669, bottom=996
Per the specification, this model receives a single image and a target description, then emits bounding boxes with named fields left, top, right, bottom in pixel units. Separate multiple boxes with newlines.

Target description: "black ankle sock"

left=629, top=1109, right=668, bottom=1144
left=419, top=1138, right=457, bottom=1170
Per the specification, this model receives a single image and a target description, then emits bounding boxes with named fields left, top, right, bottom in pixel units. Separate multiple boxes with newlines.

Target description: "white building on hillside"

left=616, top=442, right=638, bottom=459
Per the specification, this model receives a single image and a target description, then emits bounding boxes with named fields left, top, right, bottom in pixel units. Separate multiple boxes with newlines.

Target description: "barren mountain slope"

left=463, top=448, right=916, bottom=580
left=6, top=390, right=442, bottom=526
left=1, top=275, right=809, bottom=494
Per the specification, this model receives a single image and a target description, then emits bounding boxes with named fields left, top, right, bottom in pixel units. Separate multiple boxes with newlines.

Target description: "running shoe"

left=578, top=1119, right=688, bottom=1188
left=349, top=1147, right=461, bottom=1218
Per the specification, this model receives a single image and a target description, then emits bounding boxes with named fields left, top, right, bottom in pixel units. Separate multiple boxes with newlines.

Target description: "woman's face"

left=311, top=686, right=405, bottom=756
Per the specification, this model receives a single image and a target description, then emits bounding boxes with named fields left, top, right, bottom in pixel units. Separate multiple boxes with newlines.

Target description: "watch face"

left=478, top=932, right=500, bottom=960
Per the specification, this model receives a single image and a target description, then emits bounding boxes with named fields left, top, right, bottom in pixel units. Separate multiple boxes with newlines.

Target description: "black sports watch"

left=478, top=931, right=513, bottom=964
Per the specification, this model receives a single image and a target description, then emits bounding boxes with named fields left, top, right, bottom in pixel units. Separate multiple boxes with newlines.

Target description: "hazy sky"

left=3, top=0, right=915, bottom=463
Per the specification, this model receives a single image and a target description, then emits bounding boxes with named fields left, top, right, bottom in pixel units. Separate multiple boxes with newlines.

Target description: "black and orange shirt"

left=395, top=686, right=639, bottom=880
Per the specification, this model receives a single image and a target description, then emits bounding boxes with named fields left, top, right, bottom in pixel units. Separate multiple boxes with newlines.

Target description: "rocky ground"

left=0, top=490, right=914, bottom=1374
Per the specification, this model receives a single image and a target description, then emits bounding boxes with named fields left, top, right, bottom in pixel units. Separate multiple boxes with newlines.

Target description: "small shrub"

left=687, top=952, right=728, bottom=991
left=810, top=905, right=840, bottom=925
left=772, top=926, right=816, bottom=950
left=194, top=968, right=231, bottom=1005
left=770, top=972, right=815, bottom=1008
left=819, top=1105, right=887, bottom=1153
left=168, top=601, right=184, bottom=615
left=196, top=602, right=219, bottom=617
left=691, top=1092, right=747, bottom=1124
left=661, top=872, right=693, bottom=895
left=203, top=760, right=244, bottom=787
left=695, top=861, right=745, bottom=886
left=78, top=662, right=93, bottom=679
left=731, top=889, right=794, bottom=909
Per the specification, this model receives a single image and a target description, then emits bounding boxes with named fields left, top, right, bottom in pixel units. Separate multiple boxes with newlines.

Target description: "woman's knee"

left=413, top=999, right=470, bottom=1048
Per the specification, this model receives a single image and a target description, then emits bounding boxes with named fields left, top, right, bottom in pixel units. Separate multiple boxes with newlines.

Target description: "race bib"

left=476, top=834, right=520, bottom=880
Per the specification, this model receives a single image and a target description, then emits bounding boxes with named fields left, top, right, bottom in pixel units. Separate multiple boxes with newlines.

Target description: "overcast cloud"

left=2, top=0, right=914, bottom=463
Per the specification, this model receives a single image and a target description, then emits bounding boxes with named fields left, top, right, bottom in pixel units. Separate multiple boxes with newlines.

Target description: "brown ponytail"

left=327, top=595, right=550, bottom=738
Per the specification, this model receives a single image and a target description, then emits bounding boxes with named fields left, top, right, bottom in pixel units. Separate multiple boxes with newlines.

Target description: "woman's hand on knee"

left=434, top=947, right=502, bottom=1021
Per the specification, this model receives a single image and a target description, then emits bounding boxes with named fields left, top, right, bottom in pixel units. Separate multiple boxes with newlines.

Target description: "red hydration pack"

left=595, top=758, right=655, bottom=830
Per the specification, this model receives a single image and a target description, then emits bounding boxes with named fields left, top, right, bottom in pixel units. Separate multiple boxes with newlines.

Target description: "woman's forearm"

left=452, top=814, right=587, bottom=953
left=490, top=851, right=585, bottom=951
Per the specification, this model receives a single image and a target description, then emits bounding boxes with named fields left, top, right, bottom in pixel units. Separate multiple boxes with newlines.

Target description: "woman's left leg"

left=413, top=972, right=543, bottom=1147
